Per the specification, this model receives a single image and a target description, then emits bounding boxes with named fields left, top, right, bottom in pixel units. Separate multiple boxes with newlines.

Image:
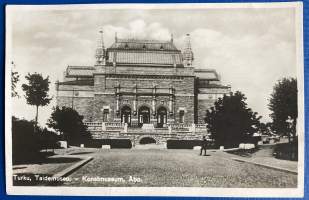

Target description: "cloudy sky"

left=7, top=4, right=299, bottom=126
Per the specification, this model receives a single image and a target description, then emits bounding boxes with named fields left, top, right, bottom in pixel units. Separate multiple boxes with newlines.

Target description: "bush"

left=12, top=117, right=41, bottom=164
left=274, top=141, right=298, bottom=161
left=84, top=139, right=132, bottom=149
left=111, top=139, right=132, bottom=149
left=47, top=106, right=91, bottom=146
left=38, top=128, right=61, bottom=150
left=167, top=140, right=216, bottom=149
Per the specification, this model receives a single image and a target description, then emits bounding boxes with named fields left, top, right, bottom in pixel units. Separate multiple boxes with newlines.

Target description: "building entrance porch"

left=157, top=107, right=167, bottom=128
left=138, top=106, right=150, bottom=127
left=121, top=106, right=131, bottom=126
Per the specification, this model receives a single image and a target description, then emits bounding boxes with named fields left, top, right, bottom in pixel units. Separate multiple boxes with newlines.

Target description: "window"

left=179, top=110, right=185, bottom=123
left=103, top=109, right=109, bottom=122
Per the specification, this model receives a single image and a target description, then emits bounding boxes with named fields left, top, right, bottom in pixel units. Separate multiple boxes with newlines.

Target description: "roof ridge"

left=117, top=38, right=171, bottom=44
left=68, top=66, right=95, bottom=69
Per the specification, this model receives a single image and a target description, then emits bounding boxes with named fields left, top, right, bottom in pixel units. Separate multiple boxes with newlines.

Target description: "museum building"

left=56, top=32, right=231, bottom=139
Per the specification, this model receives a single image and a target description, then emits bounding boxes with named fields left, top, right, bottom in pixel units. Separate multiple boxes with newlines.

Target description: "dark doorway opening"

left=121, top=106, right=131, bottom=126
left=138, top=106, right=150, bottom=127
left=157, top=107, right=167, bottom=128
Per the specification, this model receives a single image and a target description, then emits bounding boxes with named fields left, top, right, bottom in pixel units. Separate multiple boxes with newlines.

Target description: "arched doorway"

left=157, top=107, right=167, bottom=128
left=138, top=106, right=150, bottom=127
left=139, top=137, right=156, bottom=144
left=121, top=106, right=131, bottom=126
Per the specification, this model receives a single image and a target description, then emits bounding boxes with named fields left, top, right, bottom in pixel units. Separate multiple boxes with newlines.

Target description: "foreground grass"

left=64, top=149, right=297, bottom=187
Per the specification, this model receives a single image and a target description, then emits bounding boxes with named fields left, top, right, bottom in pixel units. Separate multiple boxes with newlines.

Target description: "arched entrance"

left=121, top=106, right=131, bottom=126
left=138, top=106, right=150, bottom=127
left=139, top=137, right=156, bottom=144
left=157, top=107, right=167, bottom=128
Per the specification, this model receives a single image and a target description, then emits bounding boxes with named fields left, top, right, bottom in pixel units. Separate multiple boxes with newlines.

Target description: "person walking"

left=200, top=136, right=207, bottom=156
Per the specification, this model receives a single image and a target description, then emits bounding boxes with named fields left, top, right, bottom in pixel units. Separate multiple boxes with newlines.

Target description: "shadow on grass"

left=13, top=151, right=56, bottom=165
left=226, top=147, right=261, bottom=158
left=13, top=173, right=65, bottom=186
left=13, top=166, right=27, bottom=170
left=70, top=152, right=94, bottom=155
left=14, top=157, right=81, bottom=166
left=44, top=157, right=81, bottom=164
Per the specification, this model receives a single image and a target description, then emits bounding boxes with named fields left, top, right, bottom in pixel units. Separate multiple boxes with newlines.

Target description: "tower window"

left=179, top=110, right=185, bottom=123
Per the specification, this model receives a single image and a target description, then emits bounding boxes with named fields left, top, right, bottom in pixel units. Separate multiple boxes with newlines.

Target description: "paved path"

left=222, top=145, right=298, bottom=173
left=62, top=148, right=297, bottom=187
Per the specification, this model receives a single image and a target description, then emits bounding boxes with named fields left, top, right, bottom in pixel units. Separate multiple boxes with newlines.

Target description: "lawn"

left=63, top=149, right=297, bottom=188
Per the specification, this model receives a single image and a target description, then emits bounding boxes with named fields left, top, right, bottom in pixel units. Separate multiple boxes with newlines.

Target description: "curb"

left=232, top=158, right=297, bottom=175
left=52, top=155, right=93, bottom=178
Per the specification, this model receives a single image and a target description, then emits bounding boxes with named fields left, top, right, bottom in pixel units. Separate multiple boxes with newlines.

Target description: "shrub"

left=12, top=117, right=41, bottom=164
left=166, top=140, right=216, bottom=149
left=274, top=141, right=298, bottom=161
left=38, top=128, right=61, bottom=150
left=84, top=139, right=132, bottom=149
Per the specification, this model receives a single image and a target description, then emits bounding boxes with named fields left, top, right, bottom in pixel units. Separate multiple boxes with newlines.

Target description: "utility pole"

left=71, top=88, right=75, bottom=109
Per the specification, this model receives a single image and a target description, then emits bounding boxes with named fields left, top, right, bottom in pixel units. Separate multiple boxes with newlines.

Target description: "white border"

left=5, top=2, right=304, bottom=197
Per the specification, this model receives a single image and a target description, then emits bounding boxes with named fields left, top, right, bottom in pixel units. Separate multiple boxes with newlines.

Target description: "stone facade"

left=56, top=33, right=231, bottom=142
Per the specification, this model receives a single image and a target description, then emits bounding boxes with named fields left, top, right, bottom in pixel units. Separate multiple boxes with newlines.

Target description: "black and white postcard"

left=5, top=2, right=304, bottom=197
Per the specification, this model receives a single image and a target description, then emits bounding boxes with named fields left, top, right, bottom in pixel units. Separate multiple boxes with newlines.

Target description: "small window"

left=103, top=109, right=109, bottom=122
left=179, top=110, right=185, bottom=123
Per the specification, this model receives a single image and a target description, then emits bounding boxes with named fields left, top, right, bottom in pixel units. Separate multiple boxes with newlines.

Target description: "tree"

left=205, top=91, right=261, bottom=148
left=258, top=122, right=272, bottom=136
left=47, top=106, right=91, bottom=145
left=268, top=77, right=297, bottom=143
left=11, top=61, right=20, bottom=97
left=22, top=73, right=52, bottom=126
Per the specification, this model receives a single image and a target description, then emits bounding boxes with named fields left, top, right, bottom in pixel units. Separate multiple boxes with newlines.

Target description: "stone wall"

left=56, top=96, right=94, bottom=121
left=57, top=84, right=94, bottom=121
left=197, top=99, right=216, bottom=124
left=196, top=86, right=231, bottom=124
left=93, top=94, right=116, bottom=122
left=174, top=95, right=195, bottom=124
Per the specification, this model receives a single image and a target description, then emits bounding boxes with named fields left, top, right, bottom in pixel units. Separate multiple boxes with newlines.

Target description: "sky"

left=7, top=4, right=299, bottom=126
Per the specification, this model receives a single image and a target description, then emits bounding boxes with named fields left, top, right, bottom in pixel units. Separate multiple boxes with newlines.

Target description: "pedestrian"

left=200, top=136, right=207, bottom=156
